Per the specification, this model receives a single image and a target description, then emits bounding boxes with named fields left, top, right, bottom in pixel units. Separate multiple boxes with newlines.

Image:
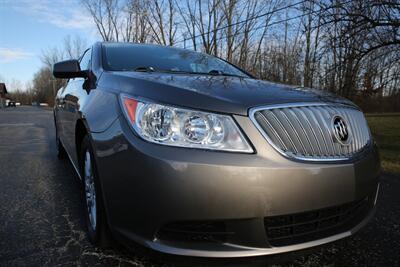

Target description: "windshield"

left=102, top=43, right=249, bottom=78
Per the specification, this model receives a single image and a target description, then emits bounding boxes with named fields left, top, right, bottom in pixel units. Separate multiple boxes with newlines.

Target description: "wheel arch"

left=76, top=120, right=113, bottom=243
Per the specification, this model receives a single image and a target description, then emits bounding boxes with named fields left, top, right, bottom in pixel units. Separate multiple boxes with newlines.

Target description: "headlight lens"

left=121, top=95, right=253, bottom=153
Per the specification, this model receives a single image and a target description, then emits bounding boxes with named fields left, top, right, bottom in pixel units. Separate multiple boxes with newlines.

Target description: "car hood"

left=101, top=71, right=355, bottom=116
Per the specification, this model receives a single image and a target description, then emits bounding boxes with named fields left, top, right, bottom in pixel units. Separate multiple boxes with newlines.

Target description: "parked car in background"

left=7, top=101, right=16, bottom=107
left=53, top=42, right=380, bottom=257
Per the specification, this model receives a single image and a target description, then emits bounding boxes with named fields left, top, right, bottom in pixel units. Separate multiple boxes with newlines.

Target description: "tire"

left=80, top=135, right=111, bottom=247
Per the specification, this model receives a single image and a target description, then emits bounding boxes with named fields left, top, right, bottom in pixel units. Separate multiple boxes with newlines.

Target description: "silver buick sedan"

left=53, top=42, right=380, bottom=257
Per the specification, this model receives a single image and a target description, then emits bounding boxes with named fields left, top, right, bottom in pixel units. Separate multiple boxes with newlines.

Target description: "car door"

left=61, top=48, right=92, bottom=165
left=55, top=84, right=67, bottom=143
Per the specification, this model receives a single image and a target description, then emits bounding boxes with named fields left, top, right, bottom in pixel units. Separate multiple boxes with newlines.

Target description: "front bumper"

left=91, top=114, right=380, bottom=257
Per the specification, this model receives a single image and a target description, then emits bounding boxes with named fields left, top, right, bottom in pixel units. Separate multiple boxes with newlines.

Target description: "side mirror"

left=53, top=59, right=87, bottom=79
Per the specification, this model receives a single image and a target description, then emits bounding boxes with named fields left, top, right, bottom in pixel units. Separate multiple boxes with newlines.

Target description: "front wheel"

left=80, top=135, right=111, bottom=246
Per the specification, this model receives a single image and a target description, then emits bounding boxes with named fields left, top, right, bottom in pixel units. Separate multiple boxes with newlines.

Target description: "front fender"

left=80, top=88, right=121, bottom=133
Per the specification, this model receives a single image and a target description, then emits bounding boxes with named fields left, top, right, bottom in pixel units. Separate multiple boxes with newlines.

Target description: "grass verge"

left=366, top=114, right=400, bottom=175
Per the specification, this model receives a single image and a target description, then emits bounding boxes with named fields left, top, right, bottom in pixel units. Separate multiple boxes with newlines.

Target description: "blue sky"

left=0, top=0, right=99, bottom=90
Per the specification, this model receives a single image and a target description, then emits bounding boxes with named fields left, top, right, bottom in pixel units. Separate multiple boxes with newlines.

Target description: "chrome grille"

left=251, top=103, right=371, bottom=161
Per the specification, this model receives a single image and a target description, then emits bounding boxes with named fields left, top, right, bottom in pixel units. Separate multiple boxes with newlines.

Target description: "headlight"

left=120, top=95, right=253, bottom=153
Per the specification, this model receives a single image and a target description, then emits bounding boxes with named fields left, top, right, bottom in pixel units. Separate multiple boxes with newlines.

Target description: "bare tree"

left=40, top=47, right=64, bottom=69
left=124, top=0, right=151, bottom=42
left=301, top=0, right=321, bottom=88
left=74, top=0, right=400, bottom=112
left=148, top=0, right=178, bottom=45
left=222, top=0, right=239, bottom=61
left=82, top=0, right=123, bottom=41
left=64, top=35, right=88, bottom=59
left=36, top=35, right=88, bottom=106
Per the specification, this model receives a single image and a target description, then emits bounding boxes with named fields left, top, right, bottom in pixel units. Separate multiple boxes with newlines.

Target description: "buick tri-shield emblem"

left=332, top=116, right=350, bottom=145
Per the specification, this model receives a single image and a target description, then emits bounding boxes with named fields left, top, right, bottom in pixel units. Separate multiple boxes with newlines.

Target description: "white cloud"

left=0, top=48, right=34, bottom=63
left=47, top=8, right=94, bottom=29
left=8, top=0, right=95, bottom=30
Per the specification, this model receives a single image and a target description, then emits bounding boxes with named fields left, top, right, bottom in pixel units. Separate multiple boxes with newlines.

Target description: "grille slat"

left=293, top=107, right=316, bottom=155
left=298, top=107, right=322, bottom=155
left=264, top=195, right=374, bottom=246
left=327, top=106, right=345, bottom=156
left=344, top=109, right=357, bottom=153
left=278, top=110, right=304, bottom=154
left=256, top=112, right=288, bottom=151
left=306, top=107, right=330, bottom=156
left=252, top=103, right=371, bottom=161
left=287, top=108, right=311, bottom=154
left=267, top=205, right=359, bottom=230
left=315, top=106, right=336, bottom=157
left=270, top=110, right=299, bottom=154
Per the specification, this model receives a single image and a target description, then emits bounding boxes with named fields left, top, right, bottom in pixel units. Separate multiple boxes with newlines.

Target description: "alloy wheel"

left=84, top=151, right=97, bottom=231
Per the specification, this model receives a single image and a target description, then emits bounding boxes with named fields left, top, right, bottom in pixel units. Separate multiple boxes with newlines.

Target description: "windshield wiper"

left=134, top=66, right=155, bottom=72
left=132, top=67, right=246, bottom=78
left=208, top=69, right=223, bottom=75
left=160, top=69, right=246, bottom=78
left=208, top=69, right=246, bottom=78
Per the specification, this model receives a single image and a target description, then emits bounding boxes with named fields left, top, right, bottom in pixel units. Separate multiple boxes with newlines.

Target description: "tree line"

left=7, top=36, right=87, bottom=106
left=14, top=0, right=400, bottom=112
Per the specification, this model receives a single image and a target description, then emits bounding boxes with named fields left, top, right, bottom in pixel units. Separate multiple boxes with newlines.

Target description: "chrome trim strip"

left=374, top=183, right=380, bottom=205
left=61, top=139, right=82, bottom=180
left=249, top=102, right=369, bottom=162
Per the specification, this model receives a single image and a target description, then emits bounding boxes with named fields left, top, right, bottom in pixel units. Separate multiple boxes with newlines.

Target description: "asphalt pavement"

left=0, top=106, right=399, bottom=266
